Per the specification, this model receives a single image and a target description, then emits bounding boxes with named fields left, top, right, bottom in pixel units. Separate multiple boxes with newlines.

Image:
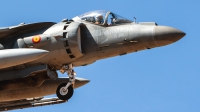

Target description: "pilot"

left=95, top=14, right=104, bottom=25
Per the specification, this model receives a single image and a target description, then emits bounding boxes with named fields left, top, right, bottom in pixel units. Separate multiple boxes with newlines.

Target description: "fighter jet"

left=0, top=10, right=185, bottom=111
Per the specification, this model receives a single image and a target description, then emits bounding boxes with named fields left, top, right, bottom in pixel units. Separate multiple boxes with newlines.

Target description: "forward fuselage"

left=26, top=21, right=184, bottom=69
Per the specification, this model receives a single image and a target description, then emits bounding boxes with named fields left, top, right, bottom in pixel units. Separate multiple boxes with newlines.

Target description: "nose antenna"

left=133, top=17, right=136, bottom=23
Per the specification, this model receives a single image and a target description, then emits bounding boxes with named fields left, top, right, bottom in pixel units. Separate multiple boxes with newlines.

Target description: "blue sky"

left=1, top=0, right=199, bottom=112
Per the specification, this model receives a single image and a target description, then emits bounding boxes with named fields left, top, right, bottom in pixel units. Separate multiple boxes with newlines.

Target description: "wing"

left=0, top=97, right=66, bottom=111
left=0, top=22, right=56, bottom=39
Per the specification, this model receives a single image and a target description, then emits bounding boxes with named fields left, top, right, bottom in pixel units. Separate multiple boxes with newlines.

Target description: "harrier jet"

left=0, top=10, right=185, bottom=111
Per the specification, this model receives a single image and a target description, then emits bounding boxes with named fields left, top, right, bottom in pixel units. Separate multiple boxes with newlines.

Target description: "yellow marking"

left=32, top=36, right=41, bottom=43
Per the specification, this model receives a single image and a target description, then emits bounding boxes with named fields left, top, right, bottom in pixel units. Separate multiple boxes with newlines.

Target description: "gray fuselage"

left=24, top=21, right=184, bottom=69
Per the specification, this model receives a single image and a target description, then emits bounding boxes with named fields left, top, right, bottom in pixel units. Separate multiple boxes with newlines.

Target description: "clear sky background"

left=0, top=0, right=199, bottom=112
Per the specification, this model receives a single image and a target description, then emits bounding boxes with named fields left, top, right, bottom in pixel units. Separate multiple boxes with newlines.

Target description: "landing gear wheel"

left=56, top=83, right=74, bottom=100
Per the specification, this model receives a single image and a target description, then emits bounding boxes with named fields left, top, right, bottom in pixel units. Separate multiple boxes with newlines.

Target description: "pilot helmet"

left=95, top=14, right=103, bottom=23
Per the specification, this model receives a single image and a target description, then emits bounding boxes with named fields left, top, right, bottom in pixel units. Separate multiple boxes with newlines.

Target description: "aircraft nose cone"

left=154, top=26, right=186, bottom=46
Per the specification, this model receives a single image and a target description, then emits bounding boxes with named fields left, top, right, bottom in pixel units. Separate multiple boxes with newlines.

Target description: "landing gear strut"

left=56, top=64, right=76, bottom=100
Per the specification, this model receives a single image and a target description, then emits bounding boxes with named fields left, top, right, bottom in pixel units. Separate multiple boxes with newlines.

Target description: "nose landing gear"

left=56, top=83, right=73, bottom=101
left=56, top=64, right=76, bottom=100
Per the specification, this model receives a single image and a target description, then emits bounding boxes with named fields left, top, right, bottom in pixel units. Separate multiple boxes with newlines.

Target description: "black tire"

left=56, top=83, right=74, bottom=100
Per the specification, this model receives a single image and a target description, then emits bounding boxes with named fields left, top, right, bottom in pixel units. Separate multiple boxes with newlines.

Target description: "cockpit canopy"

left=72, top=10, right=133, bottom=25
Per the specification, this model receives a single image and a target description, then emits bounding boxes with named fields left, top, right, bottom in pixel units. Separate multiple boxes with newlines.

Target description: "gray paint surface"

left=0, top=10, right=185, bottom=110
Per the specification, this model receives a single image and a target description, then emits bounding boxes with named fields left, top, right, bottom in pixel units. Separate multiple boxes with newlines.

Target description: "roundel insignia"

left=32, top=36, right=41, bottom=43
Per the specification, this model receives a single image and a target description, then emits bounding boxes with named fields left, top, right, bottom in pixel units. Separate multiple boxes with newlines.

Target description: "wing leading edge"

left=0, top=97, right=66, bottom=111
left=0, top=22, right=56, bottom=39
